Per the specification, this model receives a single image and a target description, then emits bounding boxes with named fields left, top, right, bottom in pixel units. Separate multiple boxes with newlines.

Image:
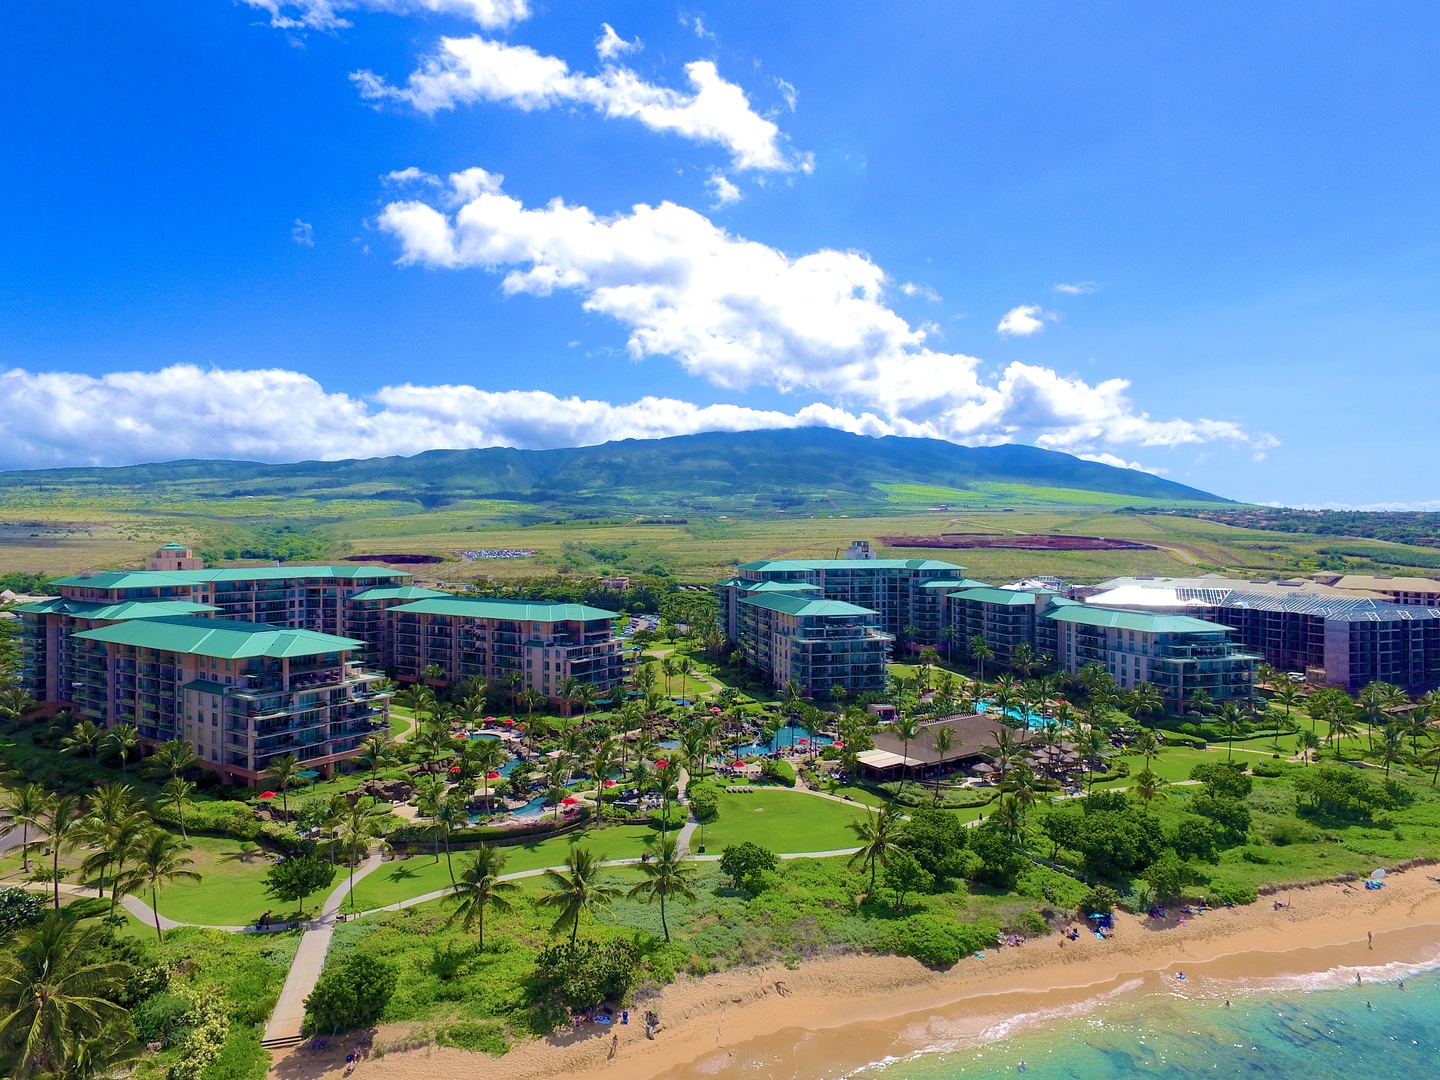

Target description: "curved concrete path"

left=262, top=853, right=384, bottom=1048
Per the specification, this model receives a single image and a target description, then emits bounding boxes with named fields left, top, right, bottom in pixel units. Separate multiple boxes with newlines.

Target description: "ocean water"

left=860, top=965, right=1440, bottom=1080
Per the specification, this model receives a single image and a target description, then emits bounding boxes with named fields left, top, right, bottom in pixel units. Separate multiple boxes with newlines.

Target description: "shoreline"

left=269, top=867, right=1440, bottom=1080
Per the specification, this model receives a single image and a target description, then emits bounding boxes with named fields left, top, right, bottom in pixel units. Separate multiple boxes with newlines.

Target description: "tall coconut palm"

left=931, top=725, right=954, bottom=805
left=59, top=720, right=104, bottom=759
left=627, top=835, right=697, bottom=942
left=42, top=793, right=83, bottom=910
left=445, top=844, right=519, bottom=949
left=1218, top=703, right=1245, bottom=762
left=676, top=655, right=696, bottom=699
left=1130, top=682, right=1164, bottom=726
left=538, top=845, right=621, bottom=950
left=1131, top=727, right=1161, bottom=770
left=847, top=805, right=903, bottom=899
left=1132, top=767, right=1168, bottom=805
left=471, top=737, right=507, bottom=816
left=144, top=738, right=197, bottom=779
left=101, top=723, right=139, bottom=777
left=124, top=829, right=199, bottom=942
left=2, top=783, right=47, bottom=873
left=660, top=656, right=679, bottom=697
left=264, top=753, right=303, bottom=816
left=895, top=714, right=921, bottom=790
left=575, top=681, right=601, bottom=719
left=355, top=734, right=397, bottom=786
left=336, top=798, right=388, bottom=910
left=0, top=686, right=36, bottom=732
left=0, top=914, right=132, bottom=1079
left=679, top=726, right=708, bottom=786
left=414, top=775, right=447, bottom=862
left=588, top=739, right=617, bottom=824
left=520, top=687, right=545, bottom=725
left=159, top=777, right=196, bottom=840
left=435, top=794, right=470, bottom=884
left=78, top=787, right=150, bottom=916
left=969, top=635, right=993, bottom=681
left=544, top=753, right=572, bottom=822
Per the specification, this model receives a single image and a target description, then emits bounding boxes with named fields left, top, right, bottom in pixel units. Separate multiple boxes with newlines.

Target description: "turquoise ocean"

left=858, top=965, right=1440, bottom=1080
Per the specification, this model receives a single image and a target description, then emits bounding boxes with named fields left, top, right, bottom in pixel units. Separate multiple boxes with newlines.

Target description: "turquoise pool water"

left=729, top=721, right=835, bottom=757
left=860, top=966, right=1440, bottom=1080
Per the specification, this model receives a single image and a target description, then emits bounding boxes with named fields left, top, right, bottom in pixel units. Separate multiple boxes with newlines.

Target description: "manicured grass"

left=149, top=835, right=330, bottom=927
left=343, top=823, right=663, bottom=911
left=821, top=784, right=889, bottom=808
left=701, top=789, right=866, bottom=853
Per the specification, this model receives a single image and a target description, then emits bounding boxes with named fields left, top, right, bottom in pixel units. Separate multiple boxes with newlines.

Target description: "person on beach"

left=610, top=1032, right=619, bottom=1058
left=1368, top=931, right=1373, bottom=949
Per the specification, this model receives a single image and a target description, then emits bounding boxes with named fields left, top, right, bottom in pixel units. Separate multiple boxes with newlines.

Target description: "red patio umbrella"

left=487, top=771, right=501, bottom=780
left=797, top=738, right=810, bottom=743
left=710, top=707, right=722, bottom=714
left=654, top=759, right=668, bottom=769
left=603, top=779, right=617, bottom=788
left=259, top=791, right=277, bottom=800
left=449, top=765, right=461, bottom=773
left=833, top=741, right=845, bottom=749
left=562, top=796, right=579, bottom=805
left=504, top=718, right=515, bottom=726
left=485, top=716, right=495, bottom=722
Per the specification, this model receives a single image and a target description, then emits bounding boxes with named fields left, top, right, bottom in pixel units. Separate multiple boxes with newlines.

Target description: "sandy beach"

left=269, top=866, right=1440, bottom=1080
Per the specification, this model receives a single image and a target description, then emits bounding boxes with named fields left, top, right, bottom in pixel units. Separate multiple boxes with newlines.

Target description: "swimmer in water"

left=1399, top=981, right=1406, bottom=990
left=1224, top=1000, right=1231, bottom=1008
left=1367, top=1002, right=1373, bottom=1010
left=1017, top=1063, right=1027, bottom=1072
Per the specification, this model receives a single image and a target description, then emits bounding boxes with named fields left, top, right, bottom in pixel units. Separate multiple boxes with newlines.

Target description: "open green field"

left=150, top=834, right=331, bottom=926
left=701, top=788, right=867, bottom=853
left=5, top=496, right=1430, bottom=587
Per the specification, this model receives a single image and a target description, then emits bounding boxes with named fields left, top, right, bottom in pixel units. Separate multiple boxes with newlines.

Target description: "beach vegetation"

left=303, top=954, right=397, bottom=1036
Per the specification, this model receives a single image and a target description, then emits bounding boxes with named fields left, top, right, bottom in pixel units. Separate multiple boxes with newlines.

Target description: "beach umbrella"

left=487, top=771, right=501, bottom=780
left=833, top=741, right=845, bottom=749
left=485, top=716, right=495, bottom=722
left=603, top=779, right=617, bottom=788
left=259, top=791, right=277, bottom=800
left=654, top=759, right=668, bottom=768
left=504, top=718, right=515, bottom=726
left=562, top=796, right=579, bottom=806
left=449, top=765, right=461, bottom=773
left=711, top=707, right=722, bottom=714
left=798, top=738, right=809, bottom=744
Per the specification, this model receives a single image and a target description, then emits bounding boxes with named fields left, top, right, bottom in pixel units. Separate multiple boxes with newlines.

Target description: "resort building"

left=942, top=587, right=1066, bottom=669
left=1046, top=606, right=1257, bottom=710
left=70, top=615, right=388, bottom=785
left=386, top=596, right=627, bottom=704
left=342, top=585, right=448, bottom=670
left=720, top=547, right=969, bottom=646
left=1084, top=576, right=1440, bottom=693
left=735, top=591, right=892, bottom=697
left=857, top=713, right=1027, bottom=781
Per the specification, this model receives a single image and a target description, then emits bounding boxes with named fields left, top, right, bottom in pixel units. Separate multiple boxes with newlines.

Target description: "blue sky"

left=2, top=1, right=1437, bottom=506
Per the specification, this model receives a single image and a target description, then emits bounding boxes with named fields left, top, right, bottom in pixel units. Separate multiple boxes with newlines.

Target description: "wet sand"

left=269, top=867, right=1440, bottom=1080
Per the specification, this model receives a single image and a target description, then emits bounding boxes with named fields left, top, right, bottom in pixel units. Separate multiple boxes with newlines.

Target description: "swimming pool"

left=974, top=700, right=1045, bottom=729
left=729, top=721, right=834, bottom=757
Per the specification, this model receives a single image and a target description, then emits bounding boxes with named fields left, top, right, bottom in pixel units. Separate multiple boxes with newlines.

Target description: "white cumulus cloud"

left=997, top=304, right=1049, bottom=336
left=900, top=282, right=940, bottom=302
left=595, top=23, right=641, bottom=61
left=375, top=170, right=1275, bottom=459
left=352, top=37, right=809, bottom=173
left=1054, top=281, right=1098, bottom=295
left=706, top=173, right=742, bottom=207
left=242, top=0, right=531, bottom=32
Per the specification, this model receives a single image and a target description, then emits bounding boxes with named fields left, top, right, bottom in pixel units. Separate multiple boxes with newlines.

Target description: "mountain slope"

left=0, top=429, right=1227, bottom=512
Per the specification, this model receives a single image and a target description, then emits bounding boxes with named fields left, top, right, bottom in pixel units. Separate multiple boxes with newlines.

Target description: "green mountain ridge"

left=0, top=429, right=1227, bottom=514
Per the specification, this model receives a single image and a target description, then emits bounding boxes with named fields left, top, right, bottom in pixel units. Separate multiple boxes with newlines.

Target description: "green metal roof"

left=739, top=593, right=879, bottom=617
left=921, top=578, right=990, bottom=590
left=739, top=580, right=822, bottom=593
left=947, top=587, right=1049, bottom=606
left=182, top=678, right=230, bottom=695
left=75, top=616, right=363, bottom=658
left=736, top=558, right=966, bottom=572
left=390, top=597, right=619, bottom=622
left=54, top=564, right=410, bottom=589
left=16, top=598, right=218, bottom=620
left=1046, top=606, right=1232, bottom=634
left=349, top=585, right=449, bottom=602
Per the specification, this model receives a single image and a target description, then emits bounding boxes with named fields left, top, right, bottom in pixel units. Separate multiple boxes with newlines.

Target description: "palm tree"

left=336, top=798, right=387, bottom=910
left=931, top=725, right=953, bottom=805
left=1130, top=682, right=1164, bottom=726
left=1187, top=687, right=1214, bottom=719
left=1132, top=767, right=1168, bottom=805
left=144, top=738, right=197, bottom=779
left=0, top=914, right=132, bottom=1079
left=444, top=845, right=520, bottom=949
left=984, top=726, right=1021, bottom=786
left=544, top=753, right=573, bottom=822
left=2, top=783, right=47, bottom=873
left=1075, top=726, right=1110, bottom=794
left=520, top=687, right=545, bottom=724
left=1011, top=643, right=1037, bottom=679
left=847, top=805, right=903, bottom=899
left=574, top=681, right=600, bottom=720
left=969, top=635, right=993, bottom=681
left=435, top=794, right=470, bottom=884
left=472, top=737, right=507, bottom=816
left=263, top=753, right=304, bottom=817
left=627, top=835, right=697, bottom=942
left=895, top=714, right=921, bottom=790
left=159, top=777, right=196, bottom=839
left=661, top=656, right=679, bottom=697
left=77, top=786, right=150, bottom=916
left=1328, top=707, right=1358, bottom=759
left=101, top=723, right=139, bottom=776
left=414, top=775, right=447, bottom=862
left=588, top=739, right=618, bottom=824
left=1272, top=680, right=1301, bottom=724
left=1404, top=702, right=1433, bottom=761
left=59, top=720, right=104, bottom=759
left=1130, top=727, right=1161, bottom=770
left=0, top=686, right=36, bottom=731
left=676, top=655, right=695, bottom=699
left=680, top=726, right=708, bottom=785
left=1379, top=724, right=1406, bottom=778
left=538, top=845, right=621, bottom=950
left=355, top=734, right=397, bottom=786
left=42, top=793, right=83, bottom=910
left=1218, top=703, right=1245, bottom=762
left=124, top=829, right=200, bottom=942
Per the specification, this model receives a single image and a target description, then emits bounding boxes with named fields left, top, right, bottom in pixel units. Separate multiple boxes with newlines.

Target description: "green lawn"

left=701, top=789, right=866, bottom=853
left=342, top=823, right=663, bottom=912
left=149, top=835, right=330, bottom=927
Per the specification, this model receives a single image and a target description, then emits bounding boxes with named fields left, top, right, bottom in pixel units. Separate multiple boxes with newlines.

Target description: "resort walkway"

left=261, top=852, right=384, bottom=1050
